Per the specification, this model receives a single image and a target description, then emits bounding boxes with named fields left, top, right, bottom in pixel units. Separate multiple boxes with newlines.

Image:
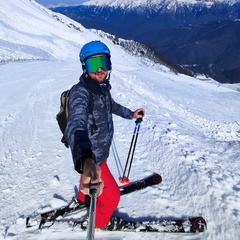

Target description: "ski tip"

left=153, top=173, right=162, bottom=184
left=191, top=216, right=207, bottom=232
left=119, top=177, right=130, bottom=184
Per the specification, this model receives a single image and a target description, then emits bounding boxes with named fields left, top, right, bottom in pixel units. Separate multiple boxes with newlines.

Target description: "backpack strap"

left=60, top=85, right=76, bottom=147
left=56, top=82, right=97, bottom=148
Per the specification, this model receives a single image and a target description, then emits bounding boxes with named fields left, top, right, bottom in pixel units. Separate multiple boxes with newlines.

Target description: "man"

left=65, top=40, right=145, bottom=229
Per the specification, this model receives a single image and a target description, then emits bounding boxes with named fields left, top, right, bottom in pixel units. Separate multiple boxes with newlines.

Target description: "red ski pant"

left=78, top=160, right=120, bottom=228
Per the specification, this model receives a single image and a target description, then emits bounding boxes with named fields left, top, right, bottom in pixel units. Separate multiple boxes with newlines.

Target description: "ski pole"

left=120, top=124, right=138, bottom=183
left=126, top=120, right=141, bottom=179
left=120, top=111, right=143, bottom=184
left=86, top=185, right=100, bottom=240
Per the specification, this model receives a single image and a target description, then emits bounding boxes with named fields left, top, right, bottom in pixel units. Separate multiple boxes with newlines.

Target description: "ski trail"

left=1, top=60, right=239, bottom=240
left=112, top=70, right=240, bottom=142
left=109, top=69, right=240, bottom=240
left=0, top=61, right=80, bottom=229
left=156, top=84, right=237, bottom=142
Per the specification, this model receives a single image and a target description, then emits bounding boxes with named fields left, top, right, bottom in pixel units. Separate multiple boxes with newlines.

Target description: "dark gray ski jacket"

left=65, top=74, right=134, bottom=174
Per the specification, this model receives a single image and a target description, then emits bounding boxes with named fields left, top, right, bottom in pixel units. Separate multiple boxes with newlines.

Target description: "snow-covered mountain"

left=82, top=0, right=239, bottom=8
left=53, top=1, right=240, bottom=83
left=1, top=1, right=240, bottom=240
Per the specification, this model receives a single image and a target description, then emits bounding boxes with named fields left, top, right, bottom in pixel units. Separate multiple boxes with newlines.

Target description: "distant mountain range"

left=52, top=1, right=240, bottom=83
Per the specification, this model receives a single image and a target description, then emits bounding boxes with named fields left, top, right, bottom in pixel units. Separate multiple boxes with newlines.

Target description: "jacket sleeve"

left=65, top=85, right=95, bottom=174
left=110, top=95, right=134, bottom=119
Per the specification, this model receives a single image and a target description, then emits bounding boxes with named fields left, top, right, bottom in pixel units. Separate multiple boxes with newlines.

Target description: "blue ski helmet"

left=79, top=41, right=112, bottom=72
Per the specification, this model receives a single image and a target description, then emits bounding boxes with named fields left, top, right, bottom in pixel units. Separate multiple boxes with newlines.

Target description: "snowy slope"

left=1, top=0, right=240, bottom=240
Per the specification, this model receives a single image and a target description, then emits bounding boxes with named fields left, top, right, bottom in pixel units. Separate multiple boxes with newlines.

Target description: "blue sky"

left=35, top=0, right=87, bottom=6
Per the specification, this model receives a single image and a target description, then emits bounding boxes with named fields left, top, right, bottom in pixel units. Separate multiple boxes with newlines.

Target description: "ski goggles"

left=85, top=55, right=111, bottom=73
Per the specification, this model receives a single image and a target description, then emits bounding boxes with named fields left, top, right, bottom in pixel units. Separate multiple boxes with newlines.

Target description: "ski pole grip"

left=90, top=184, right=100, bottom=198
left=135, top=110, right=144, bottom=124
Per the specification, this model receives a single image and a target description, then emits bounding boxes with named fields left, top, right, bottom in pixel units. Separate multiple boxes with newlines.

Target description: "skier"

left=65, top=40, right=145, bottom=229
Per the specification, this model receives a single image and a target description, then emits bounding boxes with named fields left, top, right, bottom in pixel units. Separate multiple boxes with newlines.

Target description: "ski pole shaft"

left=86, top=185, right=100, bottom=240
left=127, top=123, right=141, bottom=178
left=120, top=111, right=144, bottom=183
left=121, top=125, right=138, bottom=181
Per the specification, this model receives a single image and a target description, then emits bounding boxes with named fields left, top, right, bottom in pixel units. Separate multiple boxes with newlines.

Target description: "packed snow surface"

left=1, top=0, right=240, bottom=239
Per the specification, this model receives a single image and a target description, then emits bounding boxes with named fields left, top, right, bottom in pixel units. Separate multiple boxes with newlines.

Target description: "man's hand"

left=133, top=108, right=145, bottom=119
left=80, top=158, right=104, bottom=196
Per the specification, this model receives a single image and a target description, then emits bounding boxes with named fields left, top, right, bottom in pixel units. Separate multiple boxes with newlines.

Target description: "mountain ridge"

left=52, top=2, right=240, bottom=83
left=82, top=0, right=239, bottom=8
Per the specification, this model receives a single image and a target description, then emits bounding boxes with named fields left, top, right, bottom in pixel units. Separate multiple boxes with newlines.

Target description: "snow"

left=82, top=0, right=239, bottom=8
left=1, top=0, right=240, bottom=239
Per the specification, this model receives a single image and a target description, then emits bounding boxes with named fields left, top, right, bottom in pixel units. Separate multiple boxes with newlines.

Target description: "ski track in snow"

left=1, top=1, right=240, bottom=240
left=109, top=69, right=240, bottom=240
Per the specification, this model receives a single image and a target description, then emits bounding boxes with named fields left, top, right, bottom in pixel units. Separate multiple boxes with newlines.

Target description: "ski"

left=26, top=197, right=88, bottom=229
left=26, top=173, right=162, bottom=229
left=74, top=215, right=207, bottom=233
left=120, top=172, right=162, bottom=195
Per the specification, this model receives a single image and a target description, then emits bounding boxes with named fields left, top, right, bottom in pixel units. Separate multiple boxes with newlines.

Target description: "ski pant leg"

left=78, top=160, right=121, bottom=228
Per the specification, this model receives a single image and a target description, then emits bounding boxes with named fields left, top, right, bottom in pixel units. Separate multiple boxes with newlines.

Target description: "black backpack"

left=56, top=85, right=94, bottom=148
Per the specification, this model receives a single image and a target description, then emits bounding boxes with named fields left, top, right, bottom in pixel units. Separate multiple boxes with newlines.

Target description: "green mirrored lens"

left=85, top=55, right=110, bottom=72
